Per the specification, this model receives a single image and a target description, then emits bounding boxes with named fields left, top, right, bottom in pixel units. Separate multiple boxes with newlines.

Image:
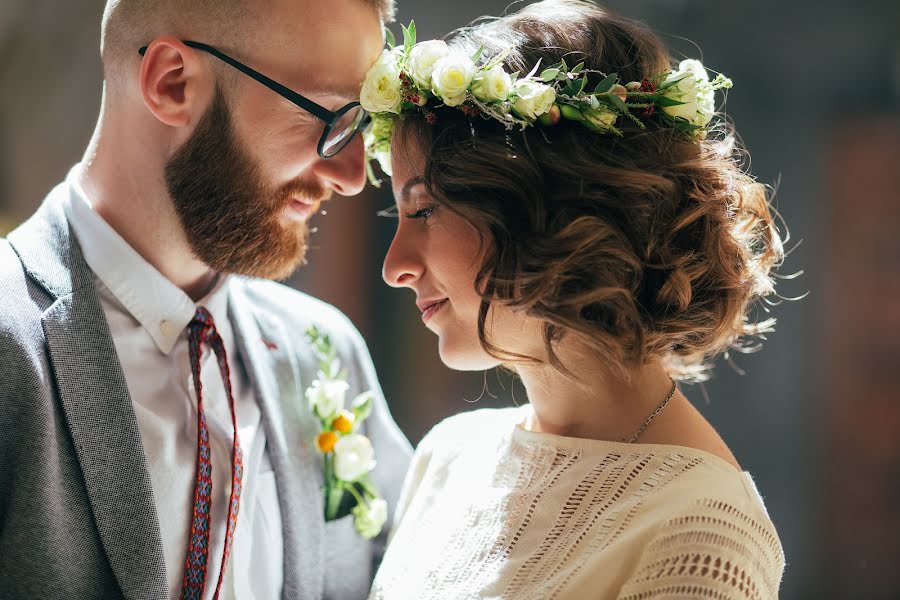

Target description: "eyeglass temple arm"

left=138, top=41, right=335, bottom=122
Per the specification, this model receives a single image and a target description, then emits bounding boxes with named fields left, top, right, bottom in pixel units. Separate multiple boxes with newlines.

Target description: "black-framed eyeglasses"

left=138, top=40, right=368, bottom=159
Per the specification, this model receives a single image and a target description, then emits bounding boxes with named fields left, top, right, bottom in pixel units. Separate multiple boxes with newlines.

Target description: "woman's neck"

left=514, top=346, right=679, bottom=443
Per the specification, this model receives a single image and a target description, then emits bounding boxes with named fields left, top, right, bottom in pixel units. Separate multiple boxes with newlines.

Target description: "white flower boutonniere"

left=304, top=325, right=387, bottom=539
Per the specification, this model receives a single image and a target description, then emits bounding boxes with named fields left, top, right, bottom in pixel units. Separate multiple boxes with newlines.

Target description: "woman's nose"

left=382, top=230, right=424, bottom=288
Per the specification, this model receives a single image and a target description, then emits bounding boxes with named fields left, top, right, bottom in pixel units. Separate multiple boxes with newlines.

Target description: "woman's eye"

left=405, top=206, right=435, bottom=220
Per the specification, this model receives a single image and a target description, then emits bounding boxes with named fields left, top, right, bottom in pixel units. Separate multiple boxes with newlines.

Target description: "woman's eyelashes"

left=374, top=205, right=434, bottom=220
left=405, top=205, right=435, bottom=221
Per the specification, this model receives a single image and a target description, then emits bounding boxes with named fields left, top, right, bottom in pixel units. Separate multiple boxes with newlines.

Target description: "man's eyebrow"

left=399, top=176, right=426, bottom=203
left=323, top=87, right=362, bottom=102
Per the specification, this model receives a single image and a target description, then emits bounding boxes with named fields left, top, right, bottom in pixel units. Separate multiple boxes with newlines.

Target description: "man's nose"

left=312, top=132, right=367, bottom=197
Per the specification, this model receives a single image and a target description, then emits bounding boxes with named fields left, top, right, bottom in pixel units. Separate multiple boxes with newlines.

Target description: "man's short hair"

left=100, top=0, right=396, bottom=78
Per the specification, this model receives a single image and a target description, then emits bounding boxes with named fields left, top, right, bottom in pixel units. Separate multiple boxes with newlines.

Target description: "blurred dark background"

left=2, top=1, right=899, bottom=598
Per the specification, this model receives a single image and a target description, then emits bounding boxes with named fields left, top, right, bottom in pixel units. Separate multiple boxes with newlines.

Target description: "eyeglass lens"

left=321, top=105, right=368, bottom=157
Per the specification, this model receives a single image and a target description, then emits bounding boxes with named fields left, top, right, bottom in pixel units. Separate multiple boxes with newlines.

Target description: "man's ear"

left=138, top=37, right=210, bottom=128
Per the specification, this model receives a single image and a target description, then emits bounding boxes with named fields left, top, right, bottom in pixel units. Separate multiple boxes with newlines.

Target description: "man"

left=0, top=0, right=411, bottom=598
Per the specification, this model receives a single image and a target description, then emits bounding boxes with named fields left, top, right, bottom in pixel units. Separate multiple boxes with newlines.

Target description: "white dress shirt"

left=62, top=165, right=284, bottom=600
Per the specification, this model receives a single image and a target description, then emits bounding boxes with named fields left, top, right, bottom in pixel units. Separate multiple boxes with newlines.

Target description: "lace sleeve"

left=617, top=497, right=786, bottom=600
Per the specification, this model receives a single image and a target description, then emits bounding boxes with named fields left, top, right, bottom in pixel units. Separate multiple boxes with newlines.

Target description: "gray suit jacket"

left=0, top=181, right=412, bottom=599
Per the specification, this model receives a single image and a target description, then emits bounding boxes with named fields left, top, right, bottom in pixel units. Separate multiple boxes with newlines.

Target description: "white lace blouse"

left=370, top=406, right=785, bottom=600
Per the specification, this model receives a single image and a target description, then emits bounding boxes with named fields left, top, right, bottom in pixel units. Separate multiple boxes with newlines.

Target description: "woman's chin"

left=437, top=338, right=502, bottom=371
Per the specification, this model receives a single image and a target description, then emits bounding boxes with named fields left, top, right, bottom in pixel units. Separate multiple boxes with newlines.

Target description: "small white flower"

left=360, top=50, right=403, bottom=114
left=305, top=378, right=349, bottom=421
left=363, top=116, right=395, bottom=176
left=431, top=52, right=476, bottom=102
left=512, top=79, right=557, bottom=120
left=407, top=40, right=451, bottom=89
left=352, top=498, right=388, bottom=539
left=471, top=65, right=512, bottom=102
left=333, top=434, right=377, bottom=482
left=660, top=59, right=716, bottom=127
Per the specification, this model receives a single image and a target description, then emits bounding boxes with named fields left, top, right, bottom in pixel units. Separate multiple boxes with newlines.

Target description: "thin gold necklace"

left=626, top=378, right=677, bottom=443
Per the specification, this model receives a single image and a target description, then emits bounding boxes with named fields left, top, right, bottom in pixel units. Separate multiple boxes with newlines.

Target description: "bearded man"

left=0, top=1, right=411, bottom=598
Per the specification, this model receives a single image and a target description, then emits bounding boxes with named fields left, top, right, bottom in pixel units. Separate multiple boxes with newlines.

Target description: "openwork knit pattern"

left=370, top=407, right=784, bottom=600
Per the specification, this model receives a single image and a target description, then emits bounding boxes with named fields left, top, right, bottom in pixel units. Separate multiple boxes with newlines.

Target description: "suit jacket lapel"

left=229, top=280, right=325, bottom=600
left=8, top=184, right=168, bottom=600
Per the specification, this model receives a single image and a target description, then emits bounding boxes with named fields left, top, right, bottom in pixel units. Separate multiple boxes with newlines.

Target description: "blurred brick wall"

left=822, top=119, right=900, bottom=600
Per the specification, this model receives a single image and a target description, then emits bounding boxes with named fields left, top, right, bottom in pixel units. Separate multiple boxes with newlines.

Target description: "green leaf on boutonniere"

left=384, top=27, right=396, bottom=49
left=471, top=45, right=484, bottom=64
left=355, top=475, right=379, bottom=499
left=351, top=391, right=374, bottom=423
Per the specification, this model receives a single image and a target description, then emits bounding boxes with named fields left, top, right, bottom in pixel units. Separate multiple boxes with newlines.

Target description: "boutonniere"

left=304, top=326, right=387, bottom=539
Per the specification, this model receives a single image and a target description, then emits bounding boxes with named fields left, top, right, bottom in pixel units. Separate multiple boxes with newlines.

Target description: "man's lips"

left=285, top=197, right=319, bottom=220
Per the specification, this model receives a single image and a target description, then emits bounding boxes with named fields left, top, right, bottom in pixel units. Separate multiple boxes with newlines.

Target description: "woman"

left=362, top=1, right=786, bottom=597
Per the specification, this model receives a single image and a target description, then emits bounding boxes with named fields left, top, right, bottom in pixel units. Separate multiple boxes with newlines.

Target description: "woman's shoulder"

left=617, top=470, right=786, bottom=599
left=418, top=405, right=527, bottom=450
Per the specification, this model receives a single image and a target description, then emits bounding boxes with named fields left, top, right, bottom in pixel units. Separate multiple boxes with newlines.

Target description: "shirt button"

left=159, top=319, right=176, bottom=338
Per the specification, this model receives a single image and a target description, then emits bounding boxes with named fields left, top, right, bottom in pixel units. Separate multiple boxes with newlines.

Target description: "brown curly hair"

left=392, top=0, right=784, bottom=382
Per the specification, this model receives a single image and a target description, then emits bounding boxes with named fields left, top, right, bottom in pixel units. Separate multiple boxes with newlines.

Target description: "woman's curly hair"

left=392, top=0, right=784, bottom=382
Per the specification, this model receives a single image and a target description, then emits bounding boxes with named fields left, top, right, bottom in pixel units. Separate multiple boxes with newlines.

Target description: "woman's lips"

left=420, top=299, right=448, bottom=323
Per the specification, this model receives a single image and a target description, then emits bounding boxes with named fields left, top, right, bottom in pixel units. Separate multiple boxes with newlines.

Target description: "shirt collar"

left=62, top=164, right=232, bottom=355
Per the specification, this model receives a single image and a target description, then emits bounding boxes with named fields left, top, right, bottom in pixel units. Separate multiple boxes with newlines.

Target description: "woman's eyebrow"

left=399, top=176, right=426, bottom=203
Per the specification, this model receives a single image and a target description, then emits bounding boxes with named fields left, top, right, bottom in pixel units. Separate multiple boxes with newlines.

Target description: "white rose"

left=471, top=65, right=512, bottom=102
left=442, top=92, right=467, bottom=107
left=512, top=79, right=557, bottom=120
left=352, top=498, right=388, bottom=539
left=360, top=50, right=403, bottom=113
left=305, top=378, right=349, bottom=421
left=431, top=52, right=476, bottom=102
left=407, top=40, right=450, bottom=88
left=333, top=434, right=377, bottom=482
left=661, top=59, right=715, bottom=127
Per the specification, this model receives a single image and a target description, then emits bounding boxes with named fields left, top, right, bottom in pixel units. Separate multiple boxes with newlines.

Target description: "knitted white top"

left=370, top=406, right=785, bottom=600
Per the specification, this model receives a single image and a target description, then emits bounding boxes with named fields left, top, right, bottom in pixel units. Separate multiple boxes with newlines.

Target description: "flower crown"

left=360, top=22, right=732, bottom=186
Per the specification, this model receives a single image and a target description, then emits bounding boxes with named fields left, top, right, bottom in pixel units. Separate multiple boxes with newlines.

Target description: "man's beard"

left=164, top=87, right=328, bottom=280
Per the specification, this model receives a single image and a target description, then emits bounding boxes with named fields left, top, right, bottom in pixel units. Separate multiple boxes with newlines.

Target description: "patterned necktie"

left=181, top=307, right=244, bottom=600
